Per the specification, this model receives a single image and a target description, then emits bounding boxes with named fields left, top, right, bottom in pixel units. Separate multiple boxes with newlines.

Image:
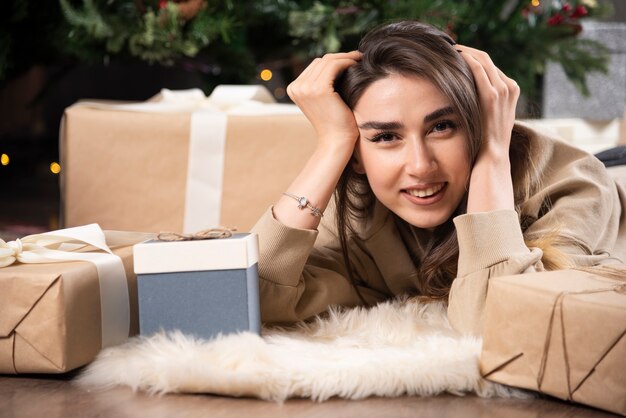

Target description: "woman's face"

left=352, top=74, right=471, bottom=229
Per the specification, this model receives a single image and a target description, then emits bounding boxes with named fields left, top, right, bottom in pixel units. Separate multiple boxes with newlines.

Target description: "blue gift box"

left=133, top=233, right=260, bottom=339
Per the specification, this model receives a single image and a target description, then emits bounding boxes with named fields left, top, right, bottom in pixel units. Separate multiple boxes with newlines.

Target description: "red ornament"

left=547, top=14, right=564, bottom=26
left=571, top=5, right=588, bottom=18
left=561, top=3, right=572, bottom=12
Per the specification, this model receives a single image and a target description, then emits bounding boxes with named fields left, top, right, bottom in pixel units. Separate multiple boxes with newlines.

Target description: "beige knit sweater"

left=251, top=124, right=626, bottom=336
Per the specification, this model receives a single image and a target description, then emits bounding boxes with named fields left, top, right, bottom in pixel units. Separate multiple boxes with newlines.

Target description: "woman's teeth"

left=407, top=183, right=444, bottom=198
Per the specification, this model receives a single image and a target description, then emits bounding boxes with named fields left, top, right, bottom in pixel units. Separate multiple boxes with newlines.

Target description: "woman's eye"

left=369, top=132, right=398, bottom=143
left=430, top=120, right=457, bottom=134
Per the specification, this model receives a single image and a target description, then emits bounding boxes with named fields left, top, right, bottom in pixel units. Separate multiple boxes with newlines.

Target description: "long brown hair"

left=334, top=21, right=540, bottom=301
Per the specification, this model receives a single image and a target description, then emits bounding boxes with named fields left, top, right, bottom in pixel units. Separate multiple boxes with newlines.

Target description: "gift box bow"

left=76, top=85, right=302, bottom=115
left=481, top=267, right=626, bottom=404
left=0, top=224, right=153, bottom=348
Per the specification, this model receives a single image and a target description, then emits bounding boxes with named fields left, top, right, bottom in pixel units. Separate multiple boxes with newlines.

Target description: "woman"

left=251, top=21, right=626, bottom=336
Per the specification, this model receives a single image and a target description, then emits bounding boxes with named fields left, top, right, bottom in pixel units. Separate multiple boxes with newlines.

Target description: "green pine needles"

left=284, top=0, right=611, bottom=101
left=59, top=0, right=233, bottom=65
left=0, top=0, right=614, bottom=103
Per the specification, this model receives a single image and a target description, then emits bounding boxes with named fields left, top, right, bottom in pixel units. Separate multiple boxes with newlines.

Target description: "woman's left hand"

left=456, top=45, right=520, bottom=161
left=457, top=45, right=520, bottom=213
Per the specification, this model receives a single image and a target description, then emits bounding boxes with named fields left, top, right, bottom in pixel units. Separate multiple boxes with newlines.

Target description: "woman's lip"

left=403, top=182, right=446, bottom=194
left=402, top=183, right=447, bottom=206
left=403, top=182, right=445, bottom=191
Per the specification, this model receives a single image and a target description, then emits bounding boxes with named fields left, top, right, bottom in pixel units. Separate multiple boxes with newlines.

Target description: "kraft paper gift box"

left=480, top=266, right=626, bottom=416
left=60, top=85, right=317, bottom=233
left=133, top=232, right=260, bottom=339
left=0, top=224, right=153, bottom=374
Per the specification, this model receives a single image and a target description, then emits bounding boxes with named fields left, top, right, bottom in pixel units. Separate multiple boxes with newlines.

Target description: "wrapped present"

left=133, top=231, right=260, bottom=339
left=60, top=85, right=317, bottom=233
left=480, top=266, right=626, bottom=416
left=0, top=224, right=153, bottom=374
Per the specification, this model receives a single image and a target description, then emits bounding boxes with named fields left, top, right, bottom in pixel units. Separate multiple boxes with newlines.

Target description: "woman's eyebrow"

left=358, top=106, right=456, bottom=130
left=424, top=106, right=455, bottom=123
left=358, top=121, right=404, bottom=130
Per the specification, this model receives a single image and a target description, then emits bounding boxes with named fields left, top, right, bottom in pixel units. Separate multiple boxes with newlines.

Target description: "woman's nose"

left=405, top=140, right=437, bottom=177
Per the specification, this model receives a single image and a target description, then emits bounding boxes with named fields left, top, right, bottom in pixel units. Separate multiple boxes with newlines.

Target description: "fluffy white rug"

left=77, top=297, right=528, bottom=401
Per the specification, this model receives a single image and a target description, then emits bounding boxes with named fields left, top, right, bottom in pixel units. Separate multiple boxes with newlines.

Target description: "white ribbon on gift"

left=0, top=224, right=151, bottom=348
left=76, top=85, right=303, bottom=233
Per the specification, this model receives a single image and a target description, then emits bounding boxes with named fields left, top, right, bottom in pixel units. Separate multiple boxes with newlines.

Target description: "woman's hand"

left=456, top=45, right=520, bottom=161
left=272, top=51, right=362, bottom=230
left=287, top=51, right=362, bottom=154
left=457, top=45, right=519, bottom=213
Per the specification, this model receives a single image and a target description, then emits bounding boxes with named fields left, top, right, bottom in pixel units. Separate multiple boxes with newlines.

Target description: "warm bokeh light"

left=531, top=0, right=540, bottom=6
left=274, top=87, right=286, bottom=99
left=50, top=162, right=61, bottom=174
left=0, top=154, right=8, bottom=166
left=260, top=69, right=273, bottom=81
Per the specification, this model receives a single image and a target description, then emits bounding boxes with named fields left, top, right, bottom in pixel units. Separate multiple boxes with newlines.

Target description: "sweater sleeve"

left=447, top=134, right=624, bottom=336
left=448, top=210, right=543, bottom=335
left=250, top=207, right=386, bottom=324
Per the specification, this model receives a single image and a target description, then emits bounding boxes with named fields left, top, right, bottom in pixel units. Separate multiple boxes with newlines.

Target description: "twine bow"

left=157, top=227, right=236, bottom=242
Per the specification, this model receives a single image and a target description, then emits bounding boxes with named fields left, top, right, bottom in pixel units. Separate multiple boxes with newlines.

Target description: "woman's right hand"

left=287, top=51, right=362, bottom=153
left=270, top=52, right=361, bottom=230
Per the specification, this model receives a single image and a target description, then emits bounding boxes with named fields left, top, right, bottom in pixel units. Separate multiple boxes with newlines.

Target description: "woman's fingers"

left=457, top=45, right=518, bottom=96
left=456, top=44, right=520, bottom=160
left=497, top=67, right=520, bottom=96
left=286, top=51, right=363, bottom=146
left=311, top=56, right=361, bottom=87
left=294, top=51, right=361, bottom=85
left=288, top=52, right=361, bottom=102
left=456, top=45, right=520, bottom=107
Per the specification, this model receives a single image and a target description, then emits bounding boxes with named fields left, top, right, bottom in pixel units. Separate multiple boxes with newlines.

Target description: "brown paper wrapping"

left=480, top=267, right=626, bottom=416
left=0, top=245, right=138, bottom=374
left=60, top=105, right=317, bottom=232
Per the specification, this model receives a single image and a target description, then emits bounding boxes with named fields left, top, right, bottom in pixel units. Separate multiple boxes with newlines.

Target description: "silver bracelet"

left=282, top=192, right=323, bottom=217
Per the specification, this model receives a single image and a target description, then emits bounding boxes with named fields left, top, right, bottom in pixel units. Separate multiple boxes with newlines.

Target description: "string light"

left=0, top=154, right=8, bottom=166
left=260, top=69, right=273, bottom=81
left=531, top=0, right=540, bottom=6
left=50, top=162, right=61, bottom=174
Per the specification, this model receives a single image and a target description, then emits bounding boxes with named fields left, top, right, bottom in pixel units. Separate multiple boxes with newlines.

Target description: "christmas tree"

left=0, top=0, right=612, bottom=105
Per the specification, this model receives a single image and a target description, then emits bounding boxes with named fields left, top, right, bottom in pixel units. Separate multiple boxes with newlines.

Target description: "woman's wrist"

left=316, top=134, right=359, bottom=158
left=466, top=155, right=514, bottom=214
left=273, top=141, right=354, bottom=230
left=477, top=135, right=512, bottom=162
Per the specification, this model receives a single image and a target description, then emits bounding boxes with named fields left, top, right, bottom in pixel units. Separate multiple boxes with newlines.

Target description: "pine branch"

left=59, top=0, right=113, bottom=39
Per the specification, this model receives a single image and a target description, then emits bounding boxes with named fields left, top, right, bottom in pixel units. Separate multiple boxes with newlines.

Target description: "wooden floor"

left=0, top=373, right=619, bottom=418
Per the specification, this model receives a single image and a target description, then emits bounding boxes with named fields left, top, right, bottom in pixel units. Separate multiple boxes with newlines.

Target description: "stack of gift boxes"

left=2, top=85, right=306, bottom=373
left=1, top=85, right=625, bottom=416
left=0, top=225, right=259, bottom=374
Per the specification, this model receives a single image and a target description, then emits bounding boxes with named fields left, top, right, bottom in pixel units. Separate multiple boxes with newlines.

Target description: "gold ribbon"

left=156, top=227, right=236, bottom=242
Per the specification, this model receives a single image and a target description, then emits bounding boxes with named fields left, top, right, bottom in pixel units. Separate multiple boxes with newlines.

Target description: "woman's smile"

left=403, top=182, right=447, bottom=204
